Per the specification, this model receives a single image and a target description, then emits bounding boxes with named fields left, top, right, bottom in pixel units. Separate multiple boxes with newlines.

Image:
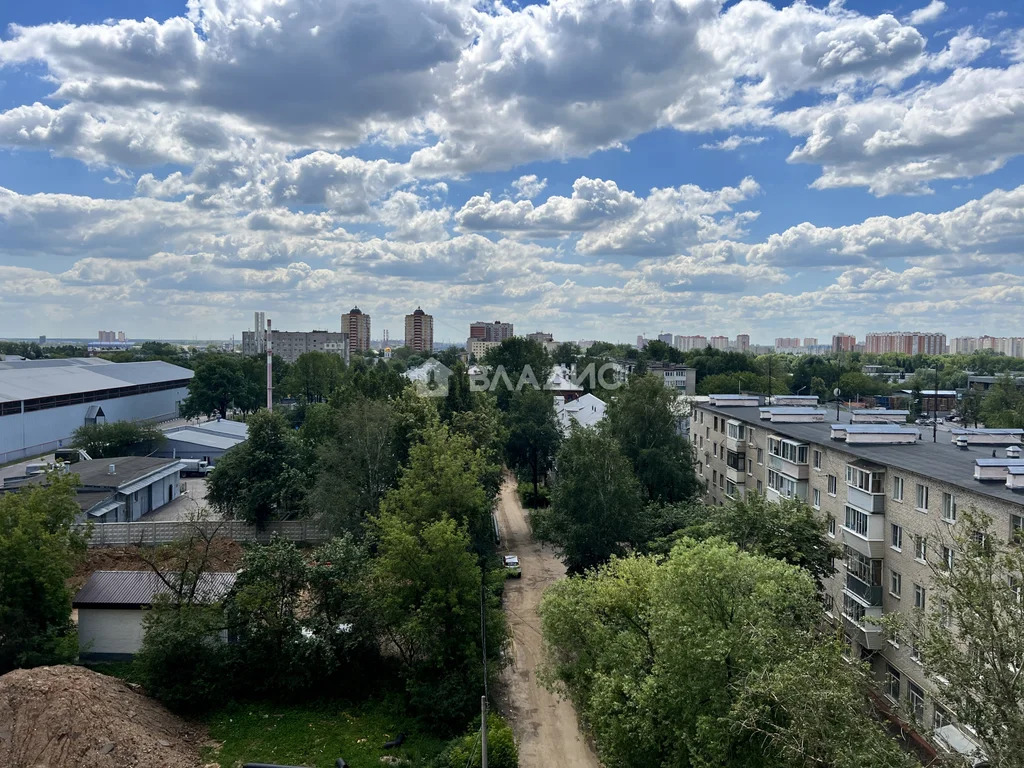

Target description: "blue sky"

left=1, top=0, right=1023, bottom=345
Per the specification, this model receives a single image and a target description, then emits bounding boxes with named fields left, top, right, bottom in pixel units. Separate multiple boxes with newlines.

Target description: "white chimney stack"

left=266, top=318, right=273, bottom=412
left=107, top=463, right=116, bottom=475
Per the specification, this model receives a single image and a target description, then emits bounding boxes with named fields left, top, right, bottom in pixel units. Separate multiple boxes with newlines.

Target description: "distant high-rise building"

left=242, top=329, right=348, bottom=364
left=952, top=336, right=1024, bottom=357
left=735, top=334, right=750, bottom=353
left=710, top=335, right=730, bottom=350
left=865, top=331, right=946, bottom=356
left=469, top=321, right=514, bottom=348
left=802, top=337, right=817, bottom=347
left=38, top=335, right=46, bottom=345
left=674, top=335, right=708, bottom=351
left=832, top=333, right=857, bottom=353
left=657, top=332, right=673, bottom=345
left=342, top=307, right=371, bottom=352
left=636, top=335, right=648, bottom=350
left=97, top=331, right=117, bottom=343
left=117, top=331, right=126, bottom=343
left=405, top=308, right=434, bottom=354
left=773, top=337, right=801, bottom=349
left=527, top=331, right=554, bottom=344
left=253, top=311, right=266, bottom=354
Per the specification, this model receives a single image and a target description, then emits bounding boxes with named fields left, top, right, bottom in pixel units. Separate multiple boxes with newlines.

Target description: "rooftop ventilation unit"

left=758, top=407, right=826, bottom=423
left=1007, top=464, right=1024, bottom=491
left=709, top=394, right=760, bottom=407
left=974, top=457, right=1024, bottom=482
left=950, top=428, right=1024, bottom=447
left=956, top=435, right=969, bottom=451
left=772, top=395, right=820, bottom=407
left=831, top=424, right=920, bottom=445
left=1008, top=445, right=1022, bottom=460
left=851, top=409, right=911, bottom=424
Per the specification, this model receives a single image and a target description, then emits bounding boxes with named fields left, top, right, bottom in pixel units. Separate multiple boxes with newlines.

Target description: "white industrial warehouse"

left=0, top=358, right=193, bottom=463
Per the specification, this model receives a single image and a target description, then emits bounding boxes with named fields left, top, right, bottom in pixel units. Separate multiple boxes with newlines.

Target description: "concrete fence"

left=76, top=519, right=330, bottom=547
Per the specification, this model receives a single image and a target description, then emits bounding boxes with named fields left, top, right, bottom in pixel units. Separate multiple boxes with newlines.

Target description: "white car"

left=503, top=554, right=521, bottom=578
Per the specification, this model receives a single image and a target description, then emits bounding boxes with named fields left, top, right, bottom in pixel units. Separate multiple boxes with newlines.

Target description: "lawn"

left=203, top=698, right=450, bottom=768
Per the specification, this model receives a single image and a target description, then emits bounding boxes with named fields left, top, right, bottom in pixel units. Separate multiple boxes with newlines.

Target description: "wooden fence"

left=75, top=519, right=330, bottom=547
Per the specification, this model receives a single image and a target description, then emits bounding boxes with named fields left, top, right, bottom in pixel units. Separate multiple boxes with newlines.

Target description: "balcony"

left=845, top=573, right=883, bottom=606
left=847, top=485, right=886, bottom=514
left=725, top=465, right=746, bottom=484
left=842, top=610, right=886, bottom=651
left=767, top=454, right=810, bottom=480
left=841, top=515, right=886, bottom=559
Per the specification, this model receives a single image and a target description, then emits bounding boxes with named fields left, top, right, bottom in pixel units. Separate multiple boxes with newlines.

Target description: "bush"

left=437, top=713, right=518, bottom=768
left=134, top=602, right=232, bottom=712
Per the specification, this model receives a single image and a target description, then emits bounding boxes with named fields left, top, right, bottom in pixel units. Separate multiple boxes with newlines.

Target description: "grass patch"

left=202, top=698, right=449, bottom=768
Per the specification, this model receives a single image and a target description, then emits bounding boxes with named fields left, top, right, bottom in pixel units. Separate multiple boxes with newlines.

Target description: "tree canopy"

left=71, top=420, right=165, bottom=458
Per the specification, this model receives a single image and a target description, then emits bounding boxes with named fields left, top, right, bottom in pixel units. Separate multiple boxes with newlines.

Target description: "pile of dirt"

left=0, top=665, right=205, bottom=768
left=72, top=538, right=244, bottom=590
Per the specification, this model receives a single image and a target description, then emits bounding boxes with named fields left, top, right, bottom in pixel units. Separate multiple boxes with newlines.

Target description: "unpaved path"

left=495, top=475, right=601, bottom=768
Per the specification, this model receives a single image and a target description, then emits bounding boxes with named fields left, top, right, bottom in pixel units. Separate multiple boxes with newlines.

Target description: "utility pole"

left=481, top=696, right=488, bottom=768
left=933, top=363, right=939, bottom=443
left=480, top=575, right=488, bottom=768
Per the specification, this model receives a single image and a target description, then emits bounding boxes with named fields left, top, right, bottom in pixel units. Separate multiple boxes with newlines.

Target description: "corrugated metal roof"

left=73, top=570, right=236, bottom=607
left=834, top=424, right=916, bottom=434
left=951, top=428, right=1024, bottom=436
left=163, top=429, right=244, bottom=450
left=0, top=358, right=193, bottom=403
left=975, top=458, right=1024, bottom=467
left=191, top=419, right=248, bottom=438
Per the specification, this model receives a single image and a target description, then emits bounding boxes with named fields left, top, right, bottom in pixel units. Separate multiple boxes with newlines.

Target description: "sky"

left=1, top=0, right=1023, bottom=345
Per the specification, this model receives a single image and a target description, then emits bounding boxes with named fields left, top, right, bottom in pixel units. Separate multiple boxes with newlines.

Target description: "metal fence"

left=75, top=519, right=330, bottom=547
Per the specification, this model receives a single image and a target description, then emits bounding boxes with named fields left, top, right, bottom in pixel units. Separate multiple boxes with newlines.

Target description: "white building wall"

left=0, top=386, right=188, bottom=463
left=77, top=609, right=146, bottom=658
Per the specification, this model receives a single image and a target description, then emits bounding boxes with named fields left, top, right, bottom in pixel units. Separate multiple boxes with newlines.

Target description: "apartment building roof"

left=699, top=403, right=1024, bottom=507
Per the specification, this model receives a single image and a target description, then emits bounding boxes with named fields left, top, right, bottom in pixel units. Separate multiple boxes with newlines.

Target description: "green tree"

left=71, top=420, right=166, bottom=458
left=483, top=338, right=551, bottom=410
left=369, top=514, right=504, bottom=729
left=839, top=371, right=890, bottom=398
left=539, top=428, right=643, bottom=574
left=901, top=509, right=1024, bottom=764
left=441, top=362, right=473, bottom=422
left=505, top=387, right=561, bottom=498
left=181, top=354, right=248, bottom=419
left=284, top=350, right=345, bottom=403
left=206, top=409, right=309, bottom=528
left=0, top=474, right=86, bottom=672
left=310, top=397, right=399, bottom=536
left=909, top=382, right=924, bottom=421
left=654, top=494, right=839, bottom=590
left=957, top=388, right=985, bottom=428
left=379, top=423, right=495, bottom=554
left=604, top=374, right=699, bottom=504
left=980, top=375, right=1024, bottom=428
left=540, top=541, right=915, bottom=768
left=552, top=342, right=582, bottom=366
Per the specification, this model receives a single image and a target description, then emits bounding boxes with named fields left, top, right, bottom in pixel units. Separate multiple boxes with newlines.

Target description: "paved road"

left=495, top=475, right=601, bottom=768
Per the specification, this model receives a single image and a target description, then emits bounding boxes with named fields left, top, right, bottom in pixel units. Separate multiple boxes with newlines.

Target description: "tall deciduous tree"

left=604, top=373, right=699, bottom=503
left=284, top=350, right=345, bottom=403
left=0, top=474, right=86, bottom=672
left=505, top=387, right=561, bottom=498
left=980, top=375, right=1024, bottom=428
left=540, top=540, right=916, bottom=768
left=180, top=354, right=246, bottom=419
left=206, top=409, right=309, bottom=528
left=369, top=514, right=504, bottom=729
left=310, top=397, right=399, bottom=536
left=906, top=509, right=1024, bottom=764
left=540, top=428, right=642, bottom=574
left=483, top=337, right=552, bottom=410
left=71, top=420, right=165, bottom=458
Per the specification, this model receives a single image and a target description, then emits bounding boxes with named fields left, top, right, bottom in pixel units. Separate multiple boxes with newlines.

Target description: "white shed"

left=74, top=570, right=236, bottom=661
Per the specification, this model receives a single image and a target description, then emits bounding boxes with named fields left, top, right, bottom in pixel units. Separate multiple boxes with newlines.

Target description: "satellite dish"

left=833, top=388, right=841, bottom=397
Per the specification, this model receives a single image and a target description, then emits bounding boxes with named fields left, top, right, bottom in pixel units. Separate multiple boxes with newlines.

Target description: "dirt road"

left=495, top=476, right=601, bottom=768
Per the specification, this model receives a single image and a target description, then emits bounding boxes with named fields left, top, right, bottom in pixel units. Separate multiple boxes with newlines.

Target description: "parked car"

left=502, top=554, right=521, bottom=578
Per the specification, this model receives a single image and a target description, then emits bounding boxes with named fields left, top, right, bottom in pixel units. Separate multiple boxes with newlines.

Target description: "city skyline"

left=2, top=0, right=1024, bottom=343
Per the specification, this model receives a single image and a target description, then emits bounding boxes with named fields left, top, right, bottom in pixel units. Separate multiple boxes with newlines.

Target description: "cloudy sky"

left=1, top=0, right=1023, bottom=345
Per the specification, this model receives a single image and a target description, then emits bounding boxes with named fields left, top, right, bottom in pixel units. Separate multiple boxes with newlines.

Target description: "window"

left=727, top=421, right=745, bottom=441
left=891, top=523, right=903, bottom=551
left=846, top=465, right=885, bottom=493
left=747, top=459, right=753, bottom=474
left=915, top=483, right=929, bottom=511
left=884, top=665, right=901, bottom=702
left=813, top=488, right=821, bottom=509
left=713, top=469, right=718, bottom=485
left=719, top=474, right=725, bottom=489
left=725, top=479, right=738, bottom=498
left=756, top=448, right=764, bottom=464
left=1010, top=575, right=1021, bottom=603
left=713, top=441, right=718, bottom=455
left=942, top=492, right=957, bottom=522
left=1012, top=514, right=1024, bottom=544
left=767, top=469, right=799, bottom=498
left=941, top=546, right=954, bottom=571
left=768, top=437, right=809, bottom=464
left=828, top=516, right=836, bottom=537
left=914, top=583, right=927, bottom=610
left=714, top=416, right=719, bottom=431
left=844, top=546, right=881, bottom=587
left=756, top=480, right=763, bottom=493
left=910, top=635, right=923, bottom=664
left=890, top=570, right=902, bottom=597
left=933, top=706, right=952, bottom=730
left=699, top=411, right=704, bottom=424
left=908, top=682, right=925, bottom=721
left=827, top=474, right=837, bottom=496
left=892, top=476, right=904, bottom=501
left=914, top=535, right=927, bottom=562
left=844, top=506, right=869, bottom=537
left=824, top=593, right=834, bottom=613
left=726, top=450, right=746, bottom=471
left=813, top=450, right=822, bottom=469
left=842, top=593, right=866, bottom=624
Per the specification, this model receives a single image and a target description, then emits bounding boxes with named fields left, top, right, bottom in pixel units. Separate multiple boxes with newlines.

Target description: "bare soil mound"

left=72, top=538, right=244, bottom=590
left=0, top=665, right=204, bottom=768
